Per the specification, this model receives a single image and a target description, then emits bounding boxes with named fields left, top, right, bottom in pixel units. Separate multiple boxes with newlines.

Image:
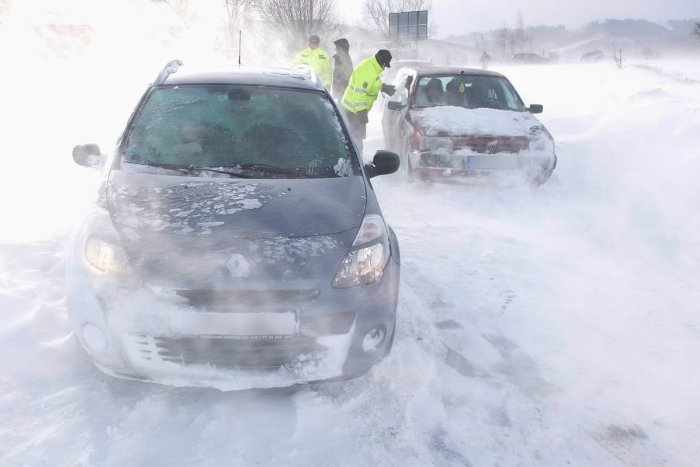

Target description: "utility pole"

left=613, top=45, right=622, bottom=68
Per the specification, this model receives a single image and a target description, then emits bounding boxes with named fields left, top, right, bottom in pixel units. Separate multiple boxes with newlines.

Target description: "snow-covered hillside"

left=448, top=19, right=700, bottom=62
left=2, top=7, right=700, bottom=466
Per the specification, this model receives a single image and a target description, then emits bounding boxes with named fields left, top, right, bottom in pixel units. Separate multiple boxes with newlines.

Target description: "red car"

left=382, top=66, right=556, bottom=184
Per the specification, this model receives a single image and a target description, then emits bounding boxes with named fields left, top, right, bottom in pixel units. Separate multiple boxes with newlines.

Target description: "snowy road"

left=2, top=56, right=700, bottom=466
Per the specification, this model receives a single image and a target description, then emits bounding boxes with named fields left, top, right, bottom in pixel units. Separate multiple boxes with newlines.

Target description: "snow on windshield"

left=124, top=85, right=356, bottom=177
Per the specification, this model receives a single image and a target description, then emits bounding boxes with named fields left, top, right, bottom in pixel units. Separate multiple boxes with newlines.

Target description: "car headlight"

left=528, top=127, right=555, bottom=153
left=332, top=214, right=390, bottom=288
left=84, top=236, right=130, bottom=274
left=529, top=136, right=554, bottom=153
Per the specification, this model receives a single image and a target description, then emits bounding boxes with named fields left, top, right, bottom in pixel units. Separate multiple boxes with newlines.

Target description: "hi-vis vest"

left=293, top=48, right=333, bottom=88
left=341, top=56, right=383, bottom=115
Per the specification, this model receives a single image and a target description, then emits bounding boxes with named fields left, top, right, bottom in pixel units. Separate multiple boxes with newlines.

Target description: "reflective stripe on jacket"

left=293, top=48, right=333, bottom=88
left=341, top=56, right=383, bottom=114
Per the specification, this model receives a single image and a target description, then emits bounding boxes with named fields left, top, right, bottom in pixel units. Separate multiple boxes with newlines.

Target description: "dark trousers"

left=345, top=109, right=368, bottom=152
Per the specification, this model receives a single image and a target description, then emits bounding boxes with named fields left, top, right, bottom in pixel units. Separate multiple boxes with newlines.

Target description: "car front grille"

left=175, top=288, right=321, bottom=310
left=127, top=309, right=355, bottom=371
left=453, top=137, right=529, bottom=154
left=133, top=335, right=328, bottom=370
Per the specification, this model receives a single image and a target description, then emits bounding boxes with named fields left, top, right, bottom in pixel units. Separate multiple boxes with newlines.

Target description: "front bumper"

left=409, top=149, right=556, bottom=183
left=66, top=227, right=400, bottom=391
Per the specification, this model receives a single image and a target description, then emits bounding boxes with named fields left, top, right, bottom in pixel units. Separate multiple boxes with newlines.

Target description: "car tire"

left=382, top=318, right=397, bottom=357
left=531, top=168, right=553, bottom=187
left=403, top=149, right=415, bottom=183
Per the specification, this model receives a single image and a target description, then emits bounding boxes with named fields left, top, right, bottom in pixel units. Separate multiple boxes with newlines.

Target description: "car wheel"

left=382, top=318, right=397, bottom=357
left=531, top=168, right=553, bottom=186
left=403, top=150, right=415, bottom=183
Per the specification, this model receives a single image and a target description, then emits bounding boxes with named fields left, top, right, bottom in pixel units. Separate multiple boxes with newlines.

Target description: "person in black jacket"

left=332, top=38, right=353, bottom=101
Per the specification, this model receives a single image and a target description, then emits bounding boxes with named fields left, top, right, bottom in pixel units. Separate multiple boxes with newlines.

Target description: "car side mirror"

left=73, top=144, right=105, bottom=169
left=387, top=101, right=406, bottom=111
left=365, top=150, right=400, bottom=178
left=528, top=104, right=543, bottom=114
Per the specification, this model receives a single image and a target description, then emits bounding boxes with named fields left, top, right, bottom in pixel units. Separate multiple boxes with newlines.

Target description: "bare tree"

left=694, top=21, right=700, bottom=41
left=512, top=10, right=529, bottom=53
left=255, top=0, right=342, bottom=52
left=493, top=26, right=512, bottom=59
left=363, top=0, right=432, bottom=39
left=224, top=0, right=253, bottom=52
left=166, top=0, right=192, bottom=22
left=225, top=0, right=252, bottom=30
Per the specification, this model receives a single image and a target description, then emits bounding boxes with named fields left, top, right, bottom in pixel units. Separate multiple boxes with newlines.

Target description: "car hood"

left=104, top=171, right=367, bottom=288
left=409, top=107, right=544, bottom=138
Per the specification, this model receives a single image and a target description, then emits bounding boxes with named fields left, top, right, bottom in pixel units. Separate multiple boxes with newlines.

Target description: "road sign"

left=389, top=10, right=428, bottom=41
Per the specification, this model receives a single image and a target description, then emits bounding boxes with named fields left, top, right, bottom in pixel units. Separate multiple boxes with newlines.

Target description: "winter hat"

left=375, top=49, right=392, bottom=68
left=333, top=38, right=350, bottom=52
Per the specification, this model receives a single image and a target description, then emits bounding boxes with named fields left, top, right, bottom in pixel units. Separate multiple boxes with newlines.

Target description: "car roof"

left=393, top=59, right=433, bottom=65
left=159, top=64, right=327, bottom=92
left=407, top=66, right=506, bottom=79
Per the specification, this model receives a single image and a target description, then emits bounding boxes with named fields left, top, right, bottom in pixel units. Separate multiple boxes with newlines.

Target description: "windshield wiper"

left=123, top=160, right=192, bottom=174
left=236, top=163, right=328, bottom=178
left=123, top=160, right=258, bottom=178
left=190, top=166, right=259, bottom=178
left=124, top=160, right=329, bottom=178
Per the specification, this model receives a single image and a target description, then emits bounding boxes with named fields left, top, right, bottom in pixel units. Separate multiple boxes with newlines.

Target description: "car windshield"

left=122, top=85, right=357, bottom=178
left=412, top=75, right=525, bottom=111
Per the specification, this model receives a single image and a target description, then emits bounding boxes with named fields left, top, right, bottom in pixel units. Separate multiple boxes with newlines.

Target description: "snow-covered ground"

left=2, top=12, right=700, bottom=465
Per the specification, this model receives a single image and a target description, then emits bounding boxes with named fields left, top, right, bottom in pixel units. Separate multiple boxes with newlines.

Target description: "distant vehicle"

left=512, top=53, right=549, bottom=64
left=384, top=59, right=434, bottom=83
left=67, top=60, right=401, bottom=390
left=382, top=66, right=557, bottom=185
left=580, top=50, right=605, bottom=62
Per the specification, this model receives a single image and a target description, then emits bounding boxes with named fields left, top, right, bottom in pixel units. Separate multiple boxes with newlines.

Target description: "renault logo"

left=226, top=254, right=251, bottom=278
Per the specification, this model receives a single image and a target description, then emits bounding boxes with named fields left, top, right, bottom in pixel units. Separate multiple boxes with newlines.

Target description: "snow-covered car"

left=580, top=50, right=605, bottom=62
left=67, top=61, right=400, bottom=390
left=512, top=53, right=550, bottom=64
left=383, top=58, right=434, bottom=83
left=382, top=66, right=557, bottom=184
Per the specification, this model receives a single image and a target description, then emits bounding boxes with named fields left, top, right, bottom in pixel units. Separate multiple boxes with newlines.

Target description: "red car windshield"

left=413, top=75, right=526, bottom=111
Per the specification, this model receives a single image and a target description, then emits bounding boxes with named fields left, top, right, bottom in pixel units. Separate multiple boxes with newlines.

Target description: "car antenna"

left=238, top=30, right=242, bottom=68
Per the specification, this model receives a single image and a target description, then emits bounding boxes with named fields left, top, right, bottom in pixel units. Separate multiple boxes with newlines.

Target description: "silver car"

left=67, top=61, right=400, bottom=390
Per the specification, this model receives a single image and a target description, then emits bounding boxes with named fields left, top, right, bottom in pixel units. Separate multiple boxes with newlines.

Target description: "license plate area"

left=467, top=155, right=518, bottom=170
left=174, top=311, right=298, bottom=337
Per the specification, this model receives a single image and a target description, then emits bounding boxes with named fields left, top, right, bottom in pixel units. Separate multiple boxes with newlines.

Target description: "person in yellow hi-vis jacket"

left=293, top=35, right=333, bottom=89
left=341, top=49, right=395, bottom=152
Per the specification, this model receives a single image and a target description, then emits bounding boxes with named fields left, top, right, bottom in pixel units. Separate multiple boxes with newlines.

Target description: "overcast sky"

left=338, top=0, right=699, bottom=37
